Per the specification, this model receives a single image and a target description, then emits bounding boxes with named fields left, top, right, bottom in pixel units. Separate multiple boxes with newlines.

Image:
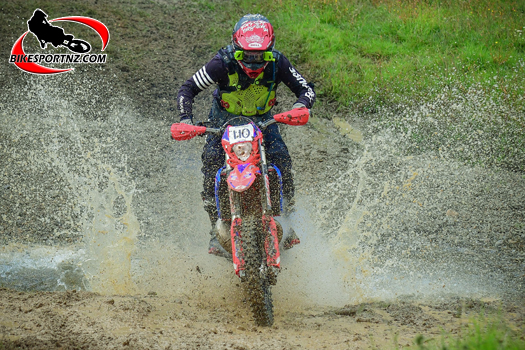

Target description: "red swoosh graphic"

left=10, top=15, right=110, bottom=75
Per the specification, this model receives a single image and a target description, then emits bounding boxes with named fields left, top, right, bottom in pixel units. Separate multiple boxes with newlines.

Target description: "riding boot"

left=281, top=197, right=300, bottom=250
left=203, top=197, right=231, bottom=258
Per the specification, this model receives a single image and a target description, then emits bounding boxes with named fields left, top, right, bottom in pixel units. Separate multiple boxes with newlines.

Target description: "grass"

left=407, top=320, right=525, bottom=350
left=3, top=0, right=523, bottom=170
left=199, top=0, right=525, bottom=171
left=227, top=0, right=525, bottom=110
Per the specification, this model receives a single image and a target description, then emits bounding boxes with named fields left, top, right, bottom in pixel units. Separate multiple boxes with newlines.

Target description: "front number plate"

left=228, top=124, right=254, bottom=144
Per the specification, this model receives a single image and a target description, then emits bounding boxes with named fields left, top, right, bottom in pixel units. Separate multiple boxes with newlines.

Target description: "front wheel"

left=65, top=39, right=91, bottom=54
left=242, top=216, right=274, bottom=326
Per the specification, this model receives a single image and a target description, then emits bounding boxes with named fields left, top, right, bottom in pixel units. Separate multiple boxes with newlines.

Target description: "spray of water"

left=1, top=71, right=142, bottom=294
left=1, top=66, right=523, bottom=308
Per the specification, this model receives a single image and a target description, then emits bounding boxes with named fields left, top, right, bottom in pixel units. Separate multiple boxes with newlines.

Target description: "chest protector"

left=218, top=45, right=280, bottom=116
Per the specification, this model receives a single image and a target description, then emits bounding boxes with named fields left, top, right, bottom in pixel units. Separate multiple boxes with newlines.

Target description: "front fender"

left=227, top=163, right=260, bottom=192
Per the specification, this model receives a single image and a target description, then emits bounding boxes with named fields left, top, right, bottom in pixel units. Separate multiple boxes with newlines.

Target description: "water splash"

left=83, top=168, right=140, bottom=294
left=0, top=244, right=87, bottom=291
left=1, top=65, right=523, bottom=308
left=287, top=103, right=525, bottom=304
left=38, top=101, right=142, bottom=295
left=0, top=72, right=142, bottom=294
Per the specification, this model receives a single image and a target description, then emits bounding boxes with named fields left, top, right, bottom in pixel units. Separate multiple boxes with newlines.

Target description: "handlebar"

left=171, top=107, right=310, bottom=141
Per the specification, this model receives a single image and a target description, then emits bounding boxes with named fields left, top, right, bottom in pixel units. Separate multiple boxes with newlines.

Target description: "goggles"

left=234, top=50, right=275, bottom=63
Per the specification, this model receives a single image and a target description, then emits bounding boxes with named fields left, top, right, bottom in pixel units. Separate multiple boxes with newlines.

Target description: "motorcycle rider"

left=176, top=14, right=315, bottom=257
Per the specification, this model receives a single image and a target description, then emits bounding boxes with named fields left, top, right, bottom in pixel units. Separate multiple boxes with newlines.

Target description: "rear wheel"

left=242, top=216, right=274, bottom=326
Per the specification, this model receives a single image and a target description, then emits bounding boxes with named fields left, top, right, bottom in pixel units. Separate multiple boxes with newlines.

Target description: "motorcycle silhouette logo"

left=9, top=8, right=110, bottom=75
left=28, top=9, right=92, bottom=54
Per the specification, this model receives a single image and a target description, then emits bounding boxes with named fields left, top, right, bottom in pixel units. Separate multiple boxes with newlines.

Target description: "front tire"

left=242, top=216, right=274, bottom=326
left=65, top=39, right=91, bottom=53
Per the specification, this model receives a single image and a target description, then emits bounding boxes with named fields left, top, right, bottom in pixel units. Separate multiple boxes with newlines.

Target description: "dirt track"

left=1, top=0, right=524, bottom=348
left=1, top=287, right=523, bottom=350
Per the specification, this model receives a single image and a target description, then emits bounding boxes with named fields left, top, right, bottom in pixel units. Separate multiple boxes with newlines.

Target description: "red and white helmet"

left=232, top=14, right=275, bottom=78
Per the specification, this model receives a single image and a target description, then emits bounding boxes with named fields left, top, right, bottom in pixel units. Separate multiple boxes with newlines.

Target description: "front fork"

left=229, top=140, right=281, bottom=278
left=230, top=191, right=244, bottom=277
left=258, top=139, right=281, bottom=272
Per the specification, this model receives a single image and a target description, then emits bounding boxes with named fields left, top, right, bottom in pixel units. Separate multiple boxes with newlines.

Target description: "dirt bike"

left=170, top=107, right=310, bottom=326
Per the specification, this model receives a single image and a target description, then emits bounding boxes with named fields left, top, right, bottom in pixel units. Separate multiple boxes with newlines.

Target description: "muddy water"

left=0, top=244, right=87, bottom=291
left=285, top=92, right=525, bottom=304
left=1, top=3, right=524, bottom=349
left=1, top=71, right=524, bottom=350
left=1, top=69, right=143, bottom=294
left=1, top=65, right=524, bottom=312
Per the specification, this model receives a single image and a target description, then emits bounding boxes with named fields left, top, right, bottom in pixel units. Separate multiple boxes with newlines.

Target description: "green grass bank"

left=217, top=0, right=525, bottom=110
left=202, top=0, right=525, bottom=171
left=2, top=0, right=523, bottom=171
left=408, top=320, right=525, bottom=350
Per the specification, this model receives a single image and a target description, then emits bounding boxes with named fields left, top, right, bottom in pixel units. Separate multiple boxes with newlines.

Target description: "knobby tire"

left=242, top=216, right=274, bottom=327
left=66, top=39, right=91, bottom=54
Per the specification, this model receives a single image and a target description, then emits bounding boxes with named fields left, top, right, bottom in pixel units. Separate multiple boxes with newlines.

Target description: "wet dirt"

left=1, top=0, right=524, bottom=348
left=1, top=287, right=523, bottom=350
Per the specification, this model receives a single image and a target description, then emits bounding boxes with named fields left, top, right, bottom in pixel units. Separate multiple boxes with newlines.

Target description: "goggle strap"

left=234, top=50, right=275, bottom=62
left=263, top=51, right=275, bottom=62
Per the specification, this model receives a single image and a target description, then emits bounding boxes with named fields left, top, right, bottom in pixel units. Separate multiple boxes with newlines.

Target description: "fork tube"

left=258, top=139, right=272, bottom=215
left=225, top=153, right=232, bottom=171
left=259, top=140, right=281, bottom=271
left=230, top=190, right=245, bottom=277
